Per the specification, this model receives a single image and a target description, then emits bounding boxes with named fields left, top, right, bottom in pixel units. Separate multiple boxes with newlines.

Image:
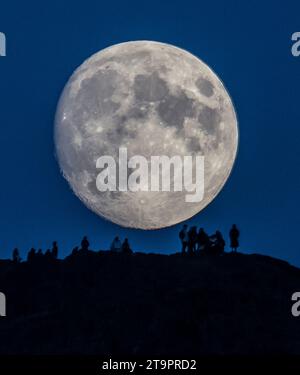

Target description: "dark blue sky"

left=0, top=0, right=299, bottom=264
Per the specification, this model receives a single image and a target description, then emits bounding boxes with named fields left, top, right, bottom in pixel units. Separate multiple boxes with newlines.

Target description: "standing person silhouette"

left=215, top=230, right=225, bottom=255
left=229, top=224, right=240, bottom=252
left=121, top=238, right=132, bottom=254
left=188, top=226, right=197, bottom=254
left=179, top=224, right=189, bottom=254
left=110, top=236, right=122, bottom=252
left=27, top=248, right=36, bottom=262
left=12, top=248, right=21, bottom=263
left=81, top=236, right=90, bottom=252
left=51, top=241, right=58, bottom=259
left=197, top=228, right=209, bottom=253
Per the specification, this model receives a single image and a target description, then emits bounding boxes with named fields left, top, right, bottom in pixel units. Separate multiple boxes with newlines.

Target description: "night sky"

left=0, top=0, right=299, bottom=265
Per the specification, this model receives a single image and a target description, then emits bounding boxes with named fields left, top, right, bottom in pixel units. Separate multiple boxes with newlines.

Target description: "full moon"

left=55, top=41, right=238, bottom=229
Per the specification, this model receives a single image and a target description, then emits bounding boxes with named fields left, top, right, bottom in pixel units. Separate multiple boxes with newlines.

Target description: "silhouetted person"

left=81, top=236, right=89, bottom=252
left=215, top=230, right=225, bottom=255
left=179, top=224, right=189, bottom=254
left=12, top=248, right=21, bottom=263
left=230, top=224, right=240, bottom=252
left=197, top=228, right=209, bottom=252
left=121, top=238, right=132, bottom=254
left=51, top=241, right=58, bottom=259
left=72, top=246, right=79, bottom=256
left=188, top=226, right=197, bottom=254
left=208, top=231, right=225, bottom=255
left=37, top=249, right=43, bottom=258
left=45, top=249, right=52, bottom=259
left=110, top=236, right=122, bottom=252
left=208, top=234, right=215, bottom=254
left=27, top=248, right=36, bottom=262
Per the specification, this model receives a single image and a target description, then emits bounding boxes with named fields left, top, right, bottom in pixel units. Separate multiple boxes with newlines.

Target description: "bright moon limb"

left=54, top=41, right=238, bottom=229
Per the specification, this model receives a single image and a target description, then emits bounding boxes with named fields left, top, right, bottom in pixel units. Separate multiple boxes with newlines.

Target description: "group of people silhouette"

left=179, top=224, right=240, bottom=255
left=110, top=236, right=133, bottom=254
left=12, top=241, right=59, bottom=263
left=11, top=235, right=133, bottom=262
left=62, top=235, right=132, bottom=256
left=10, top=224, right=239, bottom=262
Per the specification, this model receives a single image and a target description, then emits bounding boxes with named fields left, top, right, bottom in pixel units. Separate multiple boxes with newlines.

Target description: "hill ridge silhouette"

left=0, top=250, right=299, bottom=355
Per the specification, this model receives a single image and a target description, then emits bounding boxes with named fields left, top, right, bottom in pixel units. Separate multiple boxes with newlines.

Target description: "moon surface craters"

left=55, top=41, right=238, bottom=229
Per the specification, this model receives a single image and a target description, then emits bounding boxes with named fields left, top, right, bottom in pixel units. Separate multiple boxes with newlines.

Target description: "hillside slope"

left=0, top=251, right=299, bottom=355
